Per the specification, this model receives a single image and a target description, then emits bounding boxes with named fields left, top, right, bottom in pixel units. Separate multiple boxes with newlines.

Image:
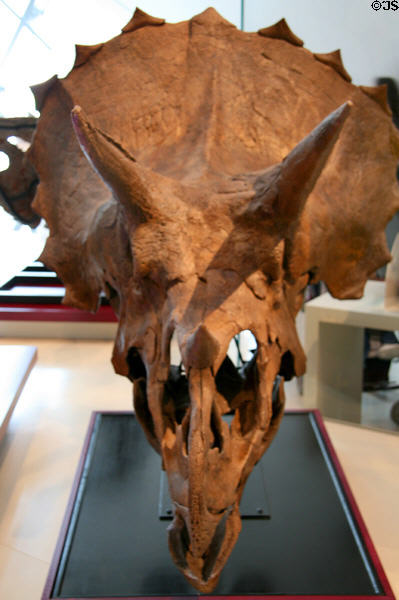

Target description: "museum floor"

left=0, top=337, right=398, bottom=599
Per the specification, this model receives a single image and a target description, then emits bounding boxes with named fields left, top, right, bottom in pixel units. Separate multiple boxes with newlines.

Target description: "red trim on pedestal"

left=0, top=304, right=117, bottom=322
left=41, top=410, right=396, bottom=600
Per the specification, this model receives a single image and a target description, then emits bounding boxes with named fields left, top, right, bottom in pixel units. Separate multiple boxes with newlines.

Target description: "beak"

left=168, top=503, right=242, bottom=592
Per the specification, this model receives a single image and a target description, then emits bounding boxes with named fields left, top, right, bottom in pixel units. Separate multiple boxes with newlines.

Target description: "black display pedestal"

left=42, top=411, right=395, bottom=600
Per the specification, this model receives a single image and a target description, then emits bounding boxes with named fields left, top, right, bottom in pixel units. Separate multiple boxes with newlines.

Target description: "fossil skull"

left=28, top=7, right=399, bottom=592
left=70, top=101, right=350, bottom=590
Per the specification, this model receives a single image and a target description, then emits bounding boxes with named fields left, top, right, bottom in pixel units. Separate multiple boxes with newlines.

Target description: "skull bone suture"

left=29, top=7, right=399, bottom=593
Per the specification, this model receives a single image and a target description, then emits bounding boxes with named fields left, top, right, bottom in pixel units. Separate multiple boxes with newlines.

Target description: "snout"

left=168, top=503, right=241, bottom=592
left=162, top=365, right=243, bottom=591
left=138, top=316, right=291, bottom=591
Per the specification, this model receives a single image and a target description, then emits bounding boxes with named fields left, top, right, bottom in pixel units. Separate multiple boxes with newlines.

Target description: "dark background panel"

left=53, top=413, right=381, bottom=597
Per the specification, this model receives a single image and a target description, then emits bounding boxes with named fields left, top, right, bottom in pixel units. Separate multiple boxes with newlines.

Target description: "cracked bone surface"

left=29, top=7, right=399, bottom=592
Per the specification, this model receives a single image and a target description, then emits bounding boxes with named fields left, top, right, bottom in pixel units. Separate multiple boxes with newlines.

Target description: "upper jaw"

left=162, top=353, right=286, bottom=592
left=131, top=317, right=292, bottom=591
left=167, top=503, right=242, bottom=593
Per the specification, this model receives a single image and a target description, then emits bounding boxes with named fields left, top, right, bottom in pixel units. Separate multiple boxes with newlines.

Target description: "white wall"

left=33, top=1, right=242, bottom=79
left=243, top=0, right=399, bottom=86
left=132, top=0, right=241, bottom=26
left=0, top=1, right=242, bottom=116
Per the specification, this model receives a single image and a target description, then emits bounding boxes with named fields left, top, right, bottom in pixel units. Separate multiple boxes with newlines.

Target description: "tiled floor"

left=0, top=337, right=398, bottom=599
left=0, top=339, right=132, bottom=599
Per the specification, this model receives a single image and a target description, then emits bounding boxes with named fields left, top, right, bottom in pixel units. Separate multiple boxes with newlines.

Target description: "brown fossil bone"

left=28, top=7, right=399, bottom=592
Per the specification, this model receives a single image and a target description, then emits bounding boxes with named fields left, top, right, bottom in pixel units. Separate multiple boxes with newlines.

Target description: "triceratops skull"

left=28, top=7, right=399, bottom=593
left=70, top=101, right=349, bottom=590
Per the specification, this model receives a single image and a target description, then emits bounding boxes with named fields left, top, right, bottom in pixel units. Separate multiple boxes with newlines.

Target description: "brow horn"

left=253, top=102, right=352, bottom=223
left=71, top=105, right=157, bottom=221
